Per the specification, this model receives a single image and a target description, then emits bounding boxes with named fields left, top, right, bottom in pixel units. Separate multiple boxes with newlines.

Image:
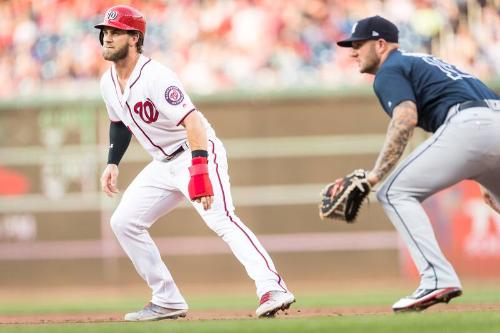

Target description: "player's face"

left=101, top=28, right=131, bottom=62
left=350, top=40, right=380, bottom=74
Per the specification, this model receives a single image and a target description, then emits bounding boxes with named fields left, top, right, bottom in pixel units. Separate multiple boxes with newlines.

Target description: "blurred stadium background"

left=0, top=0, right=499, bottom=298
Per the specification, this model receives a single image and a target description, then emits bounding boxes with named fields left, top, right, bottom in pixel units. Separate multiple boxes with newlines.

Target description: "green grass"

left=0, top=287, right=498, bottom=315
left=1, top=285, right=500, bottom=333
left=2, top=312, right=500, bottom=333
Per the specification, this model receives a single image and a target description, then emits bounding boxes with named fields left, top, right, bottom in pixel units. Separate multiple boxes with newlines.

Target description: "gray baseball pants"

left=377, top=100, right=500, bottom=290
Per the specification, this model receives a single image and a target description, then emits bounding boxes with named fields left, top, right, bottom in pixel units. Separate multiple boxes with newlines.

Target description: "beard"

left=102, top=43, right=129, bottom=62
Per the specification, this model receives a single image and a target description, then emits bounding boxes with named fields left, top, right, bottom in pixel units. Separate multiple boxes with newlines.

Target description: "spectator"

left=0, top=0, right=497, bottom=99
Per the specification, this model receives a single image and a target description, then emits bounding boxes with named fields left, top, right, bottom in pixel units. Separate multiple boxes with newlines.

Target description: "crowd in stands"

left=0, top=0, right=498, bottom=99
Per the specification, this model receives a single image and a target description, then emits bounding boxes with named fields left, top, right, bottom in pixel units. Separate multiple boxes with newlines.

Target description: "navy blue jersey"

left=373, top=50, right=498, bottom=132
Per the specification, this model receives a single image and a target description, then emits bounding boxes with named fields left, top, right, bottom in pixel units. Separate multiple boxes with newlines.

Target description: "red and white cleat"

left=256, top=291, right=296, bottom=318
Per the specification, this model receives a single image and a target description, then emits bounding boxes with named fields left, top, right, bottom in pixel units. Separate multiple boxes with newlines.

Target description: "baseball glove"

left=319, top=169, right=371, bottom=222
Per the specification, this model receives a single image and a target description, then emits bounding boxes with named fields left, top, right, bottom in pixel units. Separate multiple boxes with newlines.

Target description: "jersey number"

left=422, top=57, right=475, bottom=80
left=133, top=99, right=159, bottom=124
left=402, top=51, right=475, bottom=81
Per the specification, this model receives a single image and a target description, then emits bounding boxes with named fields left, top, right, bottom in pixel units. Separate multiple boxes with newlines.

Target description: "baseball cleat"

left=124, top=302, right=187, bottom=321
left=256, top=291, right=295, bottom=318
left=392, top=287, right=462, bottom=313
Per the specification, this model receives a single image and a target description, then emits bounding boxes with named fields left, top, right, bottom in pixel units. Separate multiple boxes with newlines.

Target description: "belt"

left=161, top=145, right=185, bottom=162
left=458, top=100, right=489, bottom=111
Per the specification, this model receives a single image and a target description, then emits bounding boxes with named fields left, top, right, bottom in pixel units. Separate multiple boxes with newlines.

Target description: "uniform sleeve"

left=100, top=76, right=121, bottom=122
left=151, top=70, right=197, bottom=126
left=104, top=100, right=121, bottom=122
left=373, top=68, right=416, bottom=117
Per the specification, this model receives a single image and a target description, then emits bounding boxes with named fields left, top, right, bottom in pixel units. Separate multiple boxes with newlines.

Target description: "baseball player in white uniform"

left=95, top=5, right=295, bottom=321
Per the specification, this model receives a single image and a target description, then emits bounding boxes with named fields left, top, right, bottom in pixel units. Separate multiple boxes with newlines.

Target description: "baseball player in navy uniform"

left=337, top=15, right=500, bottom=312
left=95, top=5, right=294, bottom=321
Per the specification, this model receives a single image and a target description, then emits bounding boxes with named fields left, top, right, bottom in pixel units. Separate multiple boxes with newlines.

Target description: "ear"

left=375, top=39, right=387, bottom=53
left=129, top=33, right=139, bottom=47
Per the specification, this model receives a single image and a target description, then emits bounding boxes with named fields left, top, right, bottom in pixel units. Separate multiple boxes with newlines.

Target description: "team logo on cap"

left=351, top=22, right=358, bottom=34
left=165, top=86, right=184, bottom=105
left=106, top=10, right=118, bottom=21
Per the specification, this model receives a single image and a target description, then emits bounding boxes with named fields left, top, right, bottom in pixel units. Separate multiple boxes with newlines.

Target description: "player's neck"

left=381, top=46, right=397, bottom=60
left=377, top=46, right=398, bottom=72
left=114, top=53, right=141, bottom=82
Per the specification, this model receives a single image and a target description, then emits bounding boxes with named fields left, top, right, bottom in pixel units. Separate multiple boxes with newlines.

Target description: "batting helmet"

left=95, top=5, right=146, bottom=45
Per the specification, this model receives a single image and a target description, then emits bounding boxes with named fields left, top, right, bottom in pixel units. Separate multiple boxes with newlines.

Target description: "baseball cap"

left=337, top=15, right=398, bottom=47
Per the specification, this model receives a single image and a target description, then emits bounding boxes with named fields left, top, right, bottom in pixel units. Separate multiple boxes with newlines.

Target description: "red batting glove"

left=188, top=157, right=214, bottom=200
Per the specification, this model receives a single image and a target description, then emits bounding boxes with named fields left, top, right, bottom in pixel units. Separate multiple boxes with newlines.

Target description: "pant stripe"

left=384, top=119, right=452, bottom=289
left=209, top=139, right=287, bottom=292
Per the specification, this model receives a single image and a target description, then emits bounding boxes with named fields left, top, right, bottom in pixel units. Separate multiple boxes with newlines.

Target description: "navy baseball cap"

left=337, top=15, right=398, bottom=47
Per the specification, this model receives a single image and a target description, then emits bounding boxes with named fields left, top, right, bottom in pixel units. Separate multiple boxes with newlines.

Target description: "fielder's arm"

left=182, top=111, right=214, bottom=210
left=367, top=101, right=418, bottom=186
left=100, top=121, right=132, bottom=197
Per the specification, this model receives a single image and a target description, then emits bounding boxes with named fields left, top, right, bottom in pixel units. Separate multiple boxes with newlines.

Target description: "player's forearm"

left=108, top=121, right=132, bottom=165
left=183, top=111, right=207, bottom=152
left=183, top=111, right=213, bottom=207
left=369, top=101, right=418, bottom=185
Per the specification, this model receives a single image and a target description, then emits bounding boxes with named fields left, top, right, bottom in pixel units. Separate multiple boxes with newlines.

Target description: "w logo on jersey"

left=133, top=99, right=159, bottom=124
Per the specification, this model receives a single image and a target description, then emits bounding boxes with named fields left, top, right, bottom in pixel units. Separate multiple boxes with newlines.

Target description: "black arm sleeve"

left=108, top=121, right=132, bottom=165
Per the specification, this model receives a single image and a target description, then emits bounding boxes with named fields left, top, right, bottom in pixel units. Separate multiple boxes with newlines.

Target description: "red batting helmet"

left=95, top=5, right=146, bottom=45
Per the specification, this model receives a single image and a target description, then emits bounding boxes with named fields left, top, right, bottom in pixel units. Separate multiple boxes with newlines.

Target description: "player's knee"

left=109, top=212, right=136, bottom=237
left=377, top=186, right=409, bottom=206
left=204, top=212, right=238, bottom=237
left=377, top=183, right=419, bottom=207
left=206, top=220, right=226, bottom=237
left=109, top=214, right=123, bottom=235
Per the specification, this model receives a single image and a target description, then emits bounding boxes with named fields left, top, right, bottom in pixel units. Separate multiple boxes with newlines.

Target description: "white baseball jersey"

left=100, top=54, right=215, bottom=161
left=99, top=54, right=290, bottom=308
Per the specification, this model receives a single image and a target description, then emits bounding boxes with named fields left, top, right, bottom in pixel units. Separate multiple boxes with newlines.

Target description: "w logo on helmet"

left=106, top=10, right=118, bottom=21
left=95, top=5, right=147, bottom=36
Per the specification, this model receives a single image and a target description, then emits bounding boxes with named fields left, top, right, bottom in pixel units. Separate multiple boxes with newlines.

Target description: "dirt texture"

left=2, top=303, right=500, bottom=325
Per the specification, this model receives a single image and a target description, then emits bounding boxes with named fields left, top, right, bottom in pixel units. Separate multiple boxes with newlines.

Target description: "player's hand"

left=482, top=188, right=500, bottom=214
left=188, top=156, right=214, bottom=209
left=101, top=164, right=120, bottom=197
left=196, top=195, right=214, bottom=211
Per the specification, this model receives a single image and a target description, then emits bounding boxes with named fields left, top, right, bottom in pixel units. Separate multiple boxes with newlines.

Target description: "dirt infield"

left=2, top=304, right=500, bottom=325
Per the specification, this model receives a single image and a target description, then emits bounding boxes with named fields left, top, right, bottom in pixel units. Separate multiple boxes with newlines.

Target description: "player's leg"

left=171, top=138, right=294, bottom=317
left=472, top=128, right=500, bottom=209
left=376, top=135, right=464, bottom=290
left=377, top=138, right=465, bottom=312
left=110, top=160, right=188, bottom=315
left=470, top=106, right=500, bottom=207
left=377, top=107, right=500, bottom=311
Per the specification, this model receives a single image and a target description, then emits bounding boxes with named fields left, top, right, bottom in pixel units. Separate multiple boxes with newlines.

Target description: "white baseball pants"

left=110, top=137, right=288, bottom=309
